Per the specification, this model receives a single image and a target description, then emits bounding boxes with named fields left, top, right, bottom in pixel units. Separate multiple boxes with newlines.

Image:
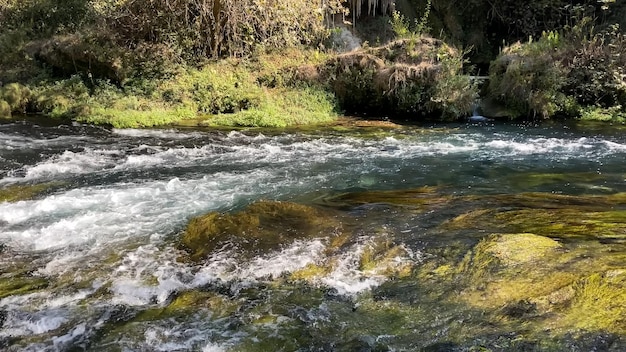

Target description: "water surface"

left=1, top=119, right=625, bottom=351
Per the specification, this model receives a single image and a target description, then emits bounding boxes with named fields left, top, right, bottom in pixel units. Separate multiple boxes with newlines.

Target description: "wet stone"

left=0, top=183, right=58, bottom=203
left=180, top=200, right=345, bottom=260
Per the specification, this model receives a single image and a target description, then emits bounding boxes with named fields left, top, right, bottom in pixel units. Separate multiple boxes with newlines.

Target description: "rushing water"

left=1, top=118, right=626, bottom=351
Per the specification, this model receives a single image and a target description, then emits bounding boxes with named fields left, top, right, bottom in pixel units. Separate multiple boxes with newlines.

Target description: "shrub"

left=563, top=24, right=626, bottom=109
left=488, top=19, right=626, bottom=119
left=488, top=32, right=571, bottom=118
left=0, top=83, right=31, bottom=113
left=103, top=0, right=338, bottom=60
left=0, top=100, right=10, bottom=118
left=580, top=106, right=626, bottom=122
left=1, top=0, right=94, bottom=36
left=320, top=37, right=476, bottom=120
left=159, top=64, right=261, bottom=115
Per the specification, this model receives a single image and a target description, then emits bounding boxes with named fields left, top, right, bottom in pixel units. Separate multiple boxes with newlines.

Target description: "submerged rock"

left=0, top=182, right=59, bottom=203
left=432, top=228, right=626, bottom=335
left=0, top=275, right=49, bottom=300
left=180, top=200, right=344, bottom=261
left=323, top=186, right=447, bottom=209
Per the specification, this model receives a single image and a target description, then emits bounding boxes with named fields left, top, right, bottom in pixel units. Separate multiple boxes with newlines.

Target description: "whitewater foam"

left=0, top=170, right=276, bottom=251
left=112, top=128, right=206, bottom=139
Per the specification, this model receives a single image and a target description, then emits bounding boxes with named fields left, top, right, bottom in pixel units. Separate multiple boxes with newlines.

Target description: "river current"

left=1, top=119, right=625, bottom=351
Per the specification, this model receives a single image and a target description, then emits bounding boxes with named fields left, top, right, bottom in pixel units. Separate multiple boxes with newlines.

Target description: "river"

left=1, top=119, right=625, bottom=351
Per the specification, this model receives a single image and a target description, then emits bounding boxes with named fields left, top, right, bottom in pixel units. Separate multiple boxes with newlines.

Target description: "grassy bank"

left=0, top=0, right=343, bottom=128
left=0, top=49, right=339, bottom=128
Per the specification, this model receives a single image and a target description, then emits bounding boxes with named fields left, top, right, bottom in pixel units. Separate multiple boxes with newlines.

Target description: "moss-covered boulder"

left=180, top=200, right=344, bottom=261
left=26, top=33, right=129, bottom=84
left=324, top=186, right=447, bottom=209
left=0, top=183, right=58, bottom=203
left=310, top=38, right=476, bottom=120
left=0, top=275, right=49, bottom=299
left=445, top=231, right=626, bottom=335
left=443, top=194, right=626, bottom=241
left=133, top=290, right=237, bottom=322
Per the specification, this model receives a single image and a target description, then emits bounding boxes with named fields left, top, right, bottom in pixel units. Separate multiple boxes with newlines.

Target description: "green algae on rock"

left=0, top=275, right=49, bottom=299
left=323, top=186, right=447, bottom=209
left=426, top=229, right=626, bottom=336
left=133, top=290, right=237, bottom=323
left=0, top=182, right=59, bottom=203
left=180, top=200, right=344, bottom=261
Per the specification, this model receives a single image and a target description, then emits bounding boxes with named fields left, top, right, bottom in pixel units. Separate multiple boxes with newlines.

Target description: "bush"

left=488, top=31, right=571, bottom=118
left=0, top=83, right=31, bottom=113
left=0, top=100, right=11, bottom=118
left=103, top=0, right=337, bottom=60
left=320, top=37, right=477, bottom=120
left=488, top=19, right=626, bottom=119
left=563, top=24, right=626, bottom=109
left=1, top=0, right=94, bottom=36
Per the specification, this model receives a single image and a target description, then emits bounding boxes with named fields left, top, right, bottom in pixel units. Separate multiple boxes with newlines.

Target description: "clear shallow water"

left=1, top=119, right=626, bottom=351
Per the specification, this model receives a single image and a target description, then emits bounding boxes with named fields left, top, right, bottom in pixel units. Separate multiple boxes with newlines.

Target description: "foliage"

left=488, top=20, right=626, bottom=119
left=0, top=99, right=10, bottom=118
left=1, top=0, right=94, bottom=36
left=390, top=11, right=411, bottom=38
left=320, top=38, right=477, bottom=120
left=564, top=23, right=626, bottom=109
left=488, top=31, right=571, bottom=118
left=2, top=48, right=339, bottom=128
left=390, top=0, right=431, bottom=39
left=0, top=83, right=31, bottom=113
left=580, top=106, right=626, bottom=122
left=100, top=0, right=337, bottom=60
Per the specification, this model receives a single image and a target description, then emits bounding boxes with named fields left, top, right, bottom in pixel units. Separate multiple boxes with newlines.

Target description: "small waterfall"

left=469, top=100, right=491, bottom=122
left=332, top=25, right=362, bottom=52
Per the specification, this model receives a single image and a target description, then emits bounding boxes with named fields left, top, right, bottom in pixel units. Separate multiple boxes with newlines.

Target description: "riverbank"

left=1, top=1, right=625, bottom=128
left=0, top=35, right=477, bottom=128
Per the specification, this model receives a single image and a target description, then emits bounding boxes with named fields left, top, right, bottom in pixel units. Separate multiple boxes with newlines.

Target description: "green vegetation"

left=314, top=37, right=477, bottom=119
left=0, top=0, right=343, bottom=127
left=487, top=17, right=626, bottom=119
left=1, top=0, right=625, bottom=125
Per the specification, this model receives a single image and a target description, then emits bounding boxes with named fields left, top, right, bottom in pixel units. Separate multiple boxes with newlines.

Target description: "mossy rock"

left=324, top=186, right=447, bottom=209
left=134, top=290, right=237, bottom=322
left=290, top=263, right=332, bottom=281
left=562, top=271, right=626, bottom=334
left=483, top=192, right=626, bottom=210
left=290, top=236, right=415, bottom=284
left=478, top=233, right=562, bottom=266
left=0, top=275, right=49, bottom=299
left=180, top=200, right=344, bottom=261
left=440, top=192, right=626, bottom=242
left=436, top=231, right=626, bottom=335
left=0, top=183, right=58, bottom=203
left=507, top=172, right=606, bottom=190
left=445, top=207, right=626, bottom=241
